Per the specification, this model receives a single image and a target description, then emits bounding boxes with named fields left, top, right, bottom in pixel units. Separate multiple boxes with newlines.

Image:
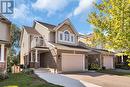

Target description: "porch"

left=27, top=47, right=57, bottom=70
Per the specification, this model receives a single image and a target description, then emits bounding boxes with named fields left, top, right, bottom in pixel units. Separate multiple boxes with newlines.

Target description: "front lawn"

left=97, top=70, right=130, bottom=76
left=0, top=73, right=63, bottom=87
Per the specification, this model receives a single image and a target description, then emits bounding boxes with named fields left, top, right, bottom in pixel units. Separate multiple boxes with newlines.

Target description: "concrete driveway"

left=63, top=71, right=130, bottom=87
left=34, top=69, right=101, bottom=87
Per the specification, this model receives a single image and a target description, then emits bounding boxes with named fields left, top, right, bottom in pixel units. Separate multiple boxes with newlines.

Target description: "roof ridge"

left=36, top=20, right=56, bottom=26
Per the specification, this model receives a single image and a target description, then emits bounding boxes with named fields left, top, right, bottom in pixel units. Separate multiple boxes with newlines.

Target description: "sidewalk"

left=34, top=69, right=101, bottom=87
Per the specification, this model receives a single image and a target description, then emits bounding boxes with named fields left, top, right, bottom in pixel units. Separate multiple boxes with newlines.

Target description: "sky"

left=4, top=0, right=97, bottom=34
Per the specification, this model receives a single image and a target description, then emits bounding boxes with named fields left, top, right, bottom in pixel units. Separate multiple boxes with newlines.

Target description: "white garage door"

left=62, top=53, right=85, bottom=72
left=103, top=56, right=114, bottom=69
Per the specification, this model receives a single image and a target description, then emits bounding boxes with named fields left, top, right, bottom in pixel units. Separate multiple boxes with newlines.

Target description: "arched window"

left=64, top=31, right=70, bottom=41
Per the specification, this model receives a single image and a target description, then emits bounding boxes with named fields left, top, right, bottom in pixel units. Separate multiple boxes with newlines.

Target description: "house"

left=20, top=19, right=114, bottom=73
left=79, top=33, right=115, bottom=69
left=0, top=15, right=11, bottom=73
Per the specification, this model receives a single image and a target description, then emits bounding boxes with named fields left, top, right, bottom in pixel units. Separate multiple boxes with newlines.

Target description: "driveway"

left=63, top=71, right=130, bottom=87
left=34, top=69, right=101, bottom=87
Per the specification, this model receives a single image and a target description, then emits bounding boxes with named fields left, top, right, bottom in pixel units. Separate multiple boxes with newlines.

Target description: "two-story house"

left=20, top=19, right=114, bottom=73
left=0, top=15, right=11, bottom=73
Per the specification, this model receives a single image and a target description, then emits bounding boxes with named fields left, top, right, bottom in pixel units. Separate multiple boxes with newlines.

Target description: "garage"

left=61, top=53, right=85, bottom=72
left=103, top=56, right=114, bottom=69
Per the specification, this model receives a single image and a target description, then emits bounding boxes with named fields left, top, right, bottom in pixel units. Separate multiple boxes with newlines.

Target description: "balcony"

left=31, top=37, right=46, bottom=48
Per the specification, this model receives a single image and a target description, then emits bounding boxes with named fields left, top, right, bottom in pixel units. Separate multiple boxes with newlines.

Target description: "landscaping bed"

left=0, top=73, right=63, bottom=87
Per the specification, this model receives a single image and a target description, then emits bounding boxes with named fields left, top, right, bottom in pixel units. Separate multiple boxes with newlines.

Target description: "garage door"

left=103, top=56, right=114, bottom=69
left=62, top=53, right=85, bottom=72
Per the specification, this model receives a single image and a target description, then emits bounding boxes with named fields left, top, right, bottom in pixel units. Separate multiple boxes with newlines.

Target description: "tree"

left=7, top=24, right=21, bottom=72
left=88, top=0, right=130, bottom=65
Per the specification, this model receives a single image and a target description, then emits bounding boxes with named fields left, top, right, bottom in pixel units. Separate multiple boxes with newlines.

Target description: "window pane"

left=71, top=36, right=73, bottom=42
left=60, top=33, right=63, bottom=40
left=64, top=31, right=70, bottom=41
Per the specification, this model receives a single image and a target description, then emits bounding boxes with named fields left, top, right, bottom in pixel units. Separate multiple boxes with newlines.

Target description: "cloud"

left=74, top=0, right=95, bottom=16
left=32, top=0, right=68, bottom=15
left=13, top=4, right=29, bottom=19
left=67, top=0, right=95, bottom=17
left=5, top=4, right=42, bottom=27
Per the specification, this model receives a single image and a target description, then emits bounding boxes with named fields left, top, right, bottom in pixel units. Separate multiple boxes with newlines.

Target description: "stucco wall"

left=0, top=22, right=10, bottom=41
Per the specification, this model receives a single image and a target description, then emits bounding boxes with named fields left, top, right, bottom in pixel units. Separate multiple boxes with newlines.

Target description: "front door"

left=40, top=53, right=46, bottom=67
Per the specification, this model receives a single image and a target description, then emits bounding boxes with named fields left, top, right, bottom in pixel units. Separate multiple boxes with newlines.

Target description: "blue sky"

left=5, top=0, right=96, bottom=34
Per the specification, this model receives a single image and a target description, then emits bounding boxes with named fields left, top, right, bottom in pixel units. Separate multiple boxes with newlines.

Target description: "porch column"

left=31, top=51, right=33, bottom=62
left=121, top=55, right=124, bottom=63
left=35, top=50, right=38, bottom=62
left=1, top=44, right=5, bottom=62
left=100, top=54, right=103, bottom=68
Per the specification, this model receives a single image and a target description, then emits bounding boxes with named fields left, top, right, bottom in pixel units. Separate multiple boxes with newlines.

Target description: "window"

left=60, top=33, right=63, bottom=40
left=71, top=35, right=74, bottom=42
left=64, top=31, right=70, bottom=41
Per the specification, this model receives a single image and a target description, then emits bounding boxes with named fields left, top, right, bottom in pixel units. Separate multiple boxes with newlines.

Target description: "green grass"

left=97, top=70, right=130, bottom=76
left=0, top=73, right=63, bottom=87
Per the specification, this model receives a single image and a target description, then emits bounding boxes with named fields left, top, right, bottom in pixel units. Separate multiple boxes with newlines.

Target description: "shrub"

left=22, top=69, right=34, bottom=75
left=89, top=63, right=100, bottom=70
left=0, top=73, right=9, bottom=80
left=102, top=66, right=106, bottom=70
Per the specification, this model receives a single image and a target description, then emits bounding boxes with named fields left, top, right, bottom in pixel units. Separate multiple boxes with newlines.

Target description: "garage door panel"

left=62, top=54, right=85, bottom=72
left=103, top=56, right=113, bottom=69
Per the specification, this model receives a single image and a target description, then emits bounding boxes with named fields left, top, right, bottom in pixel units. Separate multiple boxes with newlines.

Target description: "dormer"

left=55, top=19, right=79, bottom=46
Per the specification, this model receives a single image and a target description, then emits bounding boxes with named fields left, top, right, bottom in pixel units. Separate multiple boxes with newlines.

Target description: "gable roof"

left=36, top=21, right=56, bottom=30
left=0, top=14, right=11, bottom=24
left=54, top=18, right=79, bottom=35
left=23, top=26, right=41, bottom=35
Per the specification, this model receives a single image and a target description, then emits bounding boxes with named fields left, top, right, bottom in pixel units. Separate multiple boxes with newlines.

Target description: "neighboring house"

left=79, top=33, right=104, bottom=49
left=20, top=19, right=114, bottom=73
left=0, top=15, right=11, bottom=73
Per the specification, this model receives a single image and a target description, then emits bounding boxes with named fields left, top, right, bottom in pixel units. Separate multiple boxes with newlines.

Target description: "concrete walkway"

left=34, top=69, right=101, bottom=87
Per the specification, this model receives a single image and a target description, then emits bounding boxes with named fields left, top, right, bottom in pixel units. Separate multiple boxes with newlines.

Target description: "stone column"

left=30, top=51, right=34, bottom=68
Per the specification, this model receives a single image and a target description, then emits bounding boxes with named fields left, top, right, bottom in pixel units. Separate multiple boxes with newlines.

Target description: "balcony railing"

left=31, top=37, right=46, bottom=48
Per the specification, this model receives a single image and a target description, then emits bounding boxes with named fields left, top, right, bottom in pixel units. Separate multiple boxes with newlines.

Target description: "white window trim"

left=58, top=31, right=63, bottom=41
left=58, top=31, right=75, bottom=44
left=63, top=30, right=70, bottom=42
left=0, top=44, right=5, bottom=62
left=70, top=34, right=75, bottom=43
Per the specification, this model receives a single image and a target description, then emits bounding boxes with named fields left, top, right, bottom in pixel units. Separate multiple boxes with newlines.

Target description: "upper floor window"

left=60, top=33, right=63, bottom=40
left=71, top=35, right=74, bottom=42
left=64, top=31, right=70, bottom=41
left=58, top=30, right=75, bottom=43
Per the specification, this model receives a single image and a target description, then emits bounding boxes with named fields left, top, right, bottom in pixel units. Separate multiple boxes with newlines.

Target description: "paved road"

left=34, top=69, right=101, bottom=87
left=64, top=72, right=130, bottom=87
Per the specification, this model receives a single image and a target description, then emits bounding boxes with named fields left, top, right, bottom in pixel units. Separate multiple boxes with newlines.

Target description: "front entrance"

left=88, top=54, right=100, bottom=70
left=39, top=52, right=57, bottom=69
left=40, top=53, right=47, bottom=68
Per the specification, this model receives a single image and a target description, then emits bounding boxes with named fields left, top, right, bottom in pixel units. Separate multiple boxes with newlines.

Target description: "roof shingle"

left=36, top=21, right=56, bottom=30
left=24, top=26, right=41, bottom=35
